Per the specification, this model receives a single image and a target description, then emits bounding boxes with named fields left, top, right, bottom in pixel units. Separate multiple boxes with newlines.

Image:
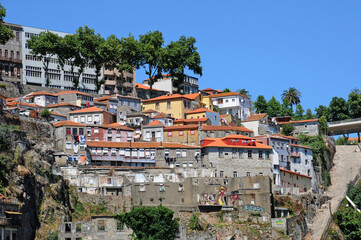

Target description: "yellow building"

left=164, top=125, right=199, bottom=146
left=200, top=95, right=214, bottom=110
left=142, top=93, right=196, bottom=119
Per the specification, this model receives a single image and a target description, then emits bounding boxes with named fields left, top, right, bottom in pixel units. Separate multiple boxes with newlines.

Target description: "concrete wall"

left=293, top=122, right=319, bottom=136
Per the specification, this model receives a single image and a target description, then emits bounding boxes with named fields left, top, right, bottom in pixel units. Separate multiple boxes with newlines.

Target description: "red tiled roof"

left=152, top=112, right=174, bottom=119
left=101, top=122, right=134, bottom=131
left=53, top=120, right=86, bottom=127
left=174, top=118, right=209, bottom=123
left=202, top=136, right=272, bottom=149
left=6, top=101, right=41, bottom=108
left=51, top=112, right=67, bottom=117
left=220, top=114, right=230, bottom=117
left=28, top=91, right=57, bottom=97
left=186, top=108, right=216, bottom=114
left=146, top=120, right=164, bottom=126
left=47, top=103, right=79, bottom=108
left=201, top=125, right=253, bottom=132
left=69, top=107, right=104, bottom=114
left=94, top=95, right=117, bottom=102
left=183, top=93, right=201, bottom=100
left=272, top=133, right=299, bottom=140
left=54, top=90, right=91, bottom=97
left=142, top=93, right=193, bottom=103
left=135, top=83, right=164, bottom=92
left=243, top=113, right=267, bottom=122
left=87, top=141, right=199, bottom=149
left=164, top=125, right=199, bottom=131
left=143, top=109, right=158, bottom=113
left=208, top=92, right=248, bottom=99
left=280, top=168, right=312, bottom=179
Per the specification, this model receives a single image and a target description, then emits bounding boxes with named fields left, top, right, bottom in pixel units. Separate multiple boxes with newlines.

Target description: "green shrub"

left=189, top=213, right=202, bottom=230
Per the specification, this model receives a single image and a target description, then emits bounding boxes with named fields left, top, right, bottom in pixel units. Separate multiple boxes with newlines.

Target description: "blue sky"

left=3, top=0, right=361, bottom=112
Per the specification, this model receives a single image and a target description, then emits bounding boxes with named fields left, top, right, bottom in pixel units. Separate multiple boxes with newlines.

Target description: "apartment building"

left=26, top=91, right=57, bottom=107
left=0, top=23, right=23, bottom=83
left=55, top=90, right=94, bottom=108
left=185, top=108, right=220, bottom=125
left=86, top=123, right=134, bottom=142
left=142, top=120, right=164, bottom=142
left=210, top=92, right=250, bottom=120
left=103, top=67, right=135, bottom=96
left=164, top=125, right=199, bottom=146
left=199, top=125, right=254, bottom=139
left=69, top=107, right=115, bottom=125
left=135, top=83, right=167, bottom=100
left=142, top=74, right=199, bottom=94
left=22, top=25, right=100, bottom=93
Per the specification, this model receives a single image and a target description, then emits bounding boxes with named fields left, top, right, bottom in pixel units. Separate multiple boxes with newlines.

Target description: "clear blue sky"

left=3, top=0, right=361, bottom=112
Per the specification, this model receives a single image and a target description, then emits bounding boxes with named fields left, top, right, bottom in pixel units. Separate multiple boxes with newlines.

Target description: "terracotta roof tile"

left=152, top=112, right=174, bottom=119
left=28, top=91, right=57, bottom=97
left=6, top=101, right=41, bottom=108
left=69, top=107, right=104, bottom=114
left=201, top=125, right=253, bottom=132
left=243, top=113, right=267, bottom=122
left=164, top=125, right=199, bottom=131
left=186, top=108, right=216, bottom=114
left=47, top=103, right=79, bottom=108
left=174, top=118, right=209, bottom=123
left=135, top=83, right=164, bottom=92
left=209, top=92, right=248, bottom=99
left=101, top=123, right=134, bottom=131
left=272, top=133, right=299, bottom=140
left=51, top=112, right=67, bottom=117
left=54, top=90, right=92, bottom=97
left=94, top=95, right=117, bottom=102
left=142, top=93, right=193, bottom=103
left=87, top=141, right=199, bottom=149
left=183, top=93, right=201, bottom=100
left=202, top=136, right=272, bottom=149
left=53, top=120, right=86, bottom=127
left=146, top=120, right=164, bottom=126
left=280, top=168, right=312, bottom=179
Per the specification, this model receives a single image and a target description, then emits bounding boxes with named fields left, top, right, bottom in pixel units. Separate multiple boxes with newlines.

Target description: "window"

left=165, top=149, right=170, bottom=158
left=117, top=220, right=124, bottom=231
left=265, top=151, right=270, bottom=159
left=98, top=220, right=105, bottom=231
left=160, top=185, right=165, bottom=192
left=190, top=130, right=195, bottom=135
left=182, top=150, right=187, bottom=157
left=258, top=151, right=263, bottom=159
left=80, top=116, right=85, bottom=123
left=305, top=150, right=308, bottom=154
left=66, top=128, right=71, bottom=135
left=220, top=171, right=224, bottom=177
left=247, top=172, right=251, bottom=177
left=79, top=128, right=84, bottom=135
left=139, top=184, right=145, bottom=192
left=16, top=31, right=20, bottom=41
left=175, top=149, right=180, bottom=157
left=66, top=142, right=72, bottom=149
left=103, top=148, right=108, bottom=155
left=73, top=116, right=78, bottom=122
left=72, top=128, right=78, bottom=136
left=87, top=115, right=92, bottom=122
left=167, top=101, right=171, bottom=109
left=218, top=98, right=223, bottom=104
left=219, top=148, right=224, bottom=158
left=94, top=127, right=99, bottom=134
left=94, top=115, right=100, bottom=122
left=87, top=127, right=91, bottom=135
left=107, top=178, right=112, bottom=184
left=107, top=137, right=112, bottom=141
left=182, top=162, right=187, bottom=167
left=189, top=161, right=193, bottom=167
left=16, top=51, right=20, bottom=59
left=179, top=130, right=184, bottom=136
left=155, top=102, right=160, bottom=110
left=167, top=131, right=173, bottom=137
left=175, top=162, right=180, bottom=167
left=233, top=171, right=238, bottom=177
left=232, top=149, right=237, bottom=158
left=248, top=150, right=252, bottom=159
left=95, top=137, right=99, bottom=141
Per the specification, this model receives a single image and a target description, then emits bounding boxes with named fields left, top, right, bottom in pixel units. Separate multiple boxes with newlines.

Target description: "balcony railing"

left=0, top=56, right=22, bottom=64
left=290, top=152, right=300, bottom=158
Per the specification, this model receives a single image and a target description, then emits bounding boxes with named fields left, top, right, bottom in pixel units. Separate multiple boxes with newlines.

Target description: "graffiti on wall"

left=200, top=185, right=229, bottom=205
left=243, top=205, right=264, bottom=212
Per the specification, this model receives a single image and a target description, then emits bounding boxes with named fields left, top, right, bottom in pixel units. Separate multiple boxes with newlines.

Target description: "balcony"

left=290, top=152, right=300, bottom=158
left=0, top=56, right=22, bottom=64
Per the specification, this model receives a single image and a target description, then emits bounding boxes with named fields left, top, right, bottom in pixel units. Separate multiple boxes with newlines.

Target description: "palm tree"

left=236, top=88, right=251, bottom=99
left=281, top=87, right=301, bottom=109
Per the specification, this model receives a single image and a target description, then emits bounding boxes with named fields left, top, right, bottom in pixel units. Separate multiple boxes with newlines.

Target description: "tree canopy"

left=281, top=87, right=301, bottom=109
left=328, top=97, right=349, bottom=122
left=294, top=104, right=305, bottom=120
left=0, top=4, right=14, bottom=44
left=254, top=95, right=268, bottom=114
left=267, top=96, right=281, bottom=117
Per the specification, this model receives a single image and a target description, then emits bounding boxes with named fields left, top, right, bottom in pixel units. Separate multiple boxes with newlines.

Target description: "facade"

left=242, top=113, right=280, bottom=136
left=142, top=120, right=164, bottom=142
left=174, top=118, right=211, bottom=126
left=0, top=197, right=21, bottom=240
left=125, top=112, right=150, bottom=138
left=290, top=119, right=320, bottom=136
left=164, top=125, right=199, bottom=146
left=150, top=112, right=174, bottom=126
left=22, top=26, right=100, bottom=92
left=142, top=93, right=197, bottom=119
left=47, top=103, right=81, bottom=116
left=55, top=90, right=94, bottom=108
left=185, top=108, right=220, bottom=125
left=135, top=83, right=168, bottom=100
left=54, top=120, right=87, bottom=165
left=0, top=23, right=23, bottom=83
left=199, top=125, right=254, bottom=140
left=210, top=92, right=250, bottom=120
left=117, top=95, right=141, bottom=112
left=201, top=135, right=273, bottom=178
left=86, top=123, right=134, bottom=142
left=69, top=107, right=115, bottom=125
left=94, top=95, right=118, bottom=114
left=26, top=91, right=57, bottom=107
left=103, top=67, right=135, bottom=96
left=142, top=74, right=199, bottom=94
left=280, top=168, right=312, bottom=193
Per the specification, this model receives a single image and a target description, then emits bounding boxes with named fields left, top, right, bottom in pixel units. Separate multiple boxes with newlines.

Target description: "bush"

left=335, top=137, right=348, bottom=145
left=40, top=108, right=52, bottom=119
left=281, top=123, right=294, bottom=136
left=189, top=213, right=202, bottom=231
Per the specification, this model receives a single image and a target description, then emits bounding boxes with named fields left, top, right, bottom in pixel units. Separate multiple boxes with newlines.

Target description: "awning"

left=5, top=211, right=22, bottom=215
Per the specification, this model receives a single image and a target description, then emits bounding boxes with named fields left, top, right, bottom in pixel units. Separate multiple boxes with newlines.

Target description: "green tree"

left=328, top=97, right=349, bottom=122
left=0, top=4, right=14, bottom=44
left=27, top=31, right=62, bottom=87
left=294, top=104, right=305, bottom=120
left=88, top=34, right=107, bottom=93
left=254, top=95, right=268, bottom=114
left=117, top=206, right=179, bottom=240
left=222, top=88, right=231, bottom=93
left=280, top=98, right=293, bottom=116
left=213, top=105, right=220, bottom=113
left=315, top=105, right=329, bottom=120
left=348, top=88, right=361, bottom=119
left=281, top=87, right=301, bottom=111
left=236, top=89, right=251, bottom=98
left=319, top=116, right=328, bottom=135
left=305, top=108, right=315, bottom=119
left=163, top=36, right=202, bottom=93
left=281, top=123, right=294, bottom=136
left=40, top=108, right=52, bottom=120
left=267, top=96, right=281, bottom=117
left=139, top=31, right=166, bottom=91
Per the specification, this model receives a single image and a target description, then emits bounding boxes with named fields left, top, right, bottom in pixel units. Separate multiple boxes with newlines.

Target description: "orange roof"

left=28, top=91, right=57, bottom=97
left=53, top=120, right=86, bottom=127
left=208, top=92, right=248, bottom=99
left=164, top=125, right=199, bottom=131
left=87, top=141, right=199, bottom=149
left=152, top=112, right=174, bottom=119
left=278, top=119, right=319, bottom=125
left=280, top=168, right=312, bottom=179
left=143, top=109, right=158, bottom=113
left=54, top=90, right=91, bottom=97
left=142, top=93, right=193, bottom=103
left=290, top=143, right=312, bottom=149
left=101, top=122, right=133, bottom=131
left=202, top=136, right=272, bottom=149
left=349, top=137, right=361, bottom=141
left=51, top=112, right=67, bottom=117
left=6, top=101, right=41, bottom=108
left=69, top=107, right=104, bottom=114
left=135, top=83, right=164, bottom=92
left=201, top=125, right=253, bottom=132
left=146, top=120, right=164, bottom=126
left=243, top=113, right=267, bottom=122
left=174, top=118, right=209, bottom=123
left=94, top=95, right=117, bottom=102
left=48, top=103, right=79, bottom=108
left=186, top=108, right=216, bottom=114
left=220, top=114, right=230, bottom=117
left=183, top=92, right=201, bottom=100
left=222, top=134, right=255, bottom=140
left=272, top=133, right=299, bottom=140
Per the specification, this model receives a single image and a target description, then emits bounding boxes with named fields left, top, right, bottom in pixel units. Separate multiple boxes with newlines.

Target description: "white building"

left=22, top=25, right=101, bottom=93
left=210, top=92, right=250, bottom=120
left=142, top=74, right=199, bottom=94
